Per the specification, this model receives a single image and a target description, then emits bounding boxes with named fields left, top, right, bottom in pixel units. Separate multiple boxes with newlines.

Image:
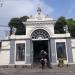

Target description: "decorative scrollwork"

left=31, top=29, right=49, bottom=39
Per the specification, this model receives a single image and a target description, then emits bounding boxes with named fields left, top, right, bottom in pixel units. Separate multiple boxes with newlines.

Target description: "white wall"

left=71, top=39, right=75, bottom=63
left=26, top=24, right=54, bottom=38
left=0, top=41, right=10, bottom=65
left=55, top=39, right=68, bottom=64
left=15, top=40, right=26, bottom=65
left=0, top=50, right=10, bottom=65
left=1, top=41, right=10, bottom=49
left=72, top=48, right=75, bottom=63
left=0, top=40, right=27, bottom=65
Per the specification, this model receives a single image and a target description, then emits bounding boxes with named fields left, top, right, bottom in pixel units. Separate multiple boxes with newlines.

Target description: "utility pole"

left=0, top=0, right=4, bottom=7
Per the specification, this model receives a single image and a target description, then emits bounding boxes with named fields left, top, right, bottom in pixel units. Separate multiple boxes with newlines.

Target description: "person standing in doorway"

left=40, top=50, right=47, bottom=59
left=40, top=50, right=47, bottom=69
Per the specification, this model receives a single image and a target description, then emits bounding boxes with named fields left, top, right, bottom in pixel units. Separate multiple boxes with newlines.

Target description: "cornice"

left=23, top=20, right=56, bottom=25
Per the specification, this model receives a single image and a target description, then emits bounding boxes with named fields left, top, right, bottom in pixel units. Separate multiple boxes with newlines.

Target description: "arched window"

left=31, top=29, right=49, bottom=39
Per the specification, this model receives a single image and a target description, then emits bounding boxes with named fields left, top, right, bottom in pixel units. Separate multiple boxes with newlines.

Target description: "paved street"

left=0, top=65, right=75, bottom=75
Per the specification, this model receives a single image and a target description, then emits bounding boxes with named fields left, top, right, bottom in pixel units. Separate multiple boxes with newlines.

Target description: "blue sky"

left=45, top=0, right=75, bottom=19
left=0, top=0, right=75, bottom=39
left=0, top=0, right=75, bottom=25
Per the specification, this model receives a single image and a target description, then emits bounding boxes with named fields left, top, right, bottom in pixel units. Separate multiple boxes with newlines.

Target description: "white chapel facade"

left=0, top=7, right=75, bottom=66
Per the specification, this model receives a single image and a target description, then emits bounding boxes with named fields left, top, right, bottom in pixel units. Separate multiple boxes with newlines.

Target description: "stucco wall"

left=0, top=50, right=10, bottom=65
left=55, top=39, right=68, bottom=64
left=0, top=41, right=10, bottom=65
left=1, top=41, right=10, bottom=50
left=0, top=38, right=75, bottom=65
left=15, top=40, right=26, bottom=65
left=26, top=24, right=54, bottom=38
left=71, top=39, right=75, bottom=63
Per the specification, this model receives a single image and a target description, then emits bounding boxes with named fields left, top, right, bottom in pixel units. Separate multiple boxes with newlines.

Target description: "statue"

left=63, top=25, right=69, bottom=33
left=12, top=27, right=16, bottom=35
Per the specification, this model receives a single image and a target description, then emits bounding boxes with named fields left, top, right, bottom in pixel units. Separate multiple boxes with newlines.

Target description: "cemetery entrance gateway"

left=31, top=29, right=51, bottom=64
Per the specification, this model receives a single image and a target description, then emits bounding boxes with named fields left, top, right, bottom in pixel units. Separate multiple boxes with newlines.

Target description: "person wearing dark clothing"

left=40, top=58, right=45, bottom=69
left=40, top=50, right=47, bottom=59
left=40, top=50, right=48, bottom=69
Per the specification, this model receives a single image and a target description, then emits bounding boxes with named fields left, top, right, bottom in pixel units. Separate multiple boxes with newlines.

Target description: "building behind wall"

left=0, top=7, right=75, bottom=66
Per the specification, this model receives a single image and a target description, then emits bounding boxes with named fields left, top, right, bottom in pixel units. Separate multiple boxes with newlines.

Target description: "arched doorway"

left=31, top=29, right=50, bottom=65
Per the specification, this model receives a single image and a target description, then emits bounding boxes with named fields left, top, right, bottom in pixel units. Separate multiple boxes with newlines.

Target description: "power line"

left=0, top=25, right=9, bottom=27
left=0, top=25, right=10, bottom=31
left=0, top=30, right=9, bottom=31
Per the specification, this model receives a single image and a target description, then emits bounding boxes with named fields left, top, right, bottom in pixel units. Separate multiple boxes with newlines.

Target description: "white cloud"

left=0, top=0, right=54, bottom=40
left=0, top=0, right=54, bottom=25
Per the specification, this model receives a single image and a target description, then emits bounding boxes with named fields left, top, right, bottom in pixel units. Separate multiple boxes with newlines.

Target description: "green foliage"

left=20, top=16, right=29, bottom=22
left=67, top=18, right=75, bottom=26
left=67, top=19, right=75, bottom=37
left=8, top=15, right=75, bottom=37
left=55, top=16, right=75, bottom=37
left=55, top=16, right=67, bottom=33
left=8, top=16, right=29, bottom=35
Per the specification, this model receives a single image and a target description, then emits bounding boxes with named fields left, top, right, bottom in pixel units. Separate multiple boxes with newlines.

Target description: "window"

left=16, top=43, right=25, bottom=61
left=56, top=42, right=67, bottom=59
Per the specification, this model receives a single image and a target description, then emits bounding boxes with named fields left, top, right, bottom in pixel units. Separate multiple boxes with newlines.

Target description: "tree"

left=67, top=19, right=75, bottom=37
left=55, top=16, right=75, bottom=37
left=20, top=16, right=29, bottom=35
left=55, top=16, right=67, bottom=33
left=8, top=16, right=29, bottom=35
left=20, top=16, right=29, bottom=22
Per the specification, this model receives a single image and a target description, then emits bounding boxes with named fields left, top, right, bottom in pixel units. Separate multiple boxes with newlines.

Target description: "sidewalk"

left=0, top=65, right=75, bottom=74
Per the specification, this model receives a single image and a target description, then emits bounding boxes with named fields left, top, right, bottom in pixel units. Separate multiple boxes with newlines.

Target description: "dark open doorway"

left=33, top=40, right=49, bottom=64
